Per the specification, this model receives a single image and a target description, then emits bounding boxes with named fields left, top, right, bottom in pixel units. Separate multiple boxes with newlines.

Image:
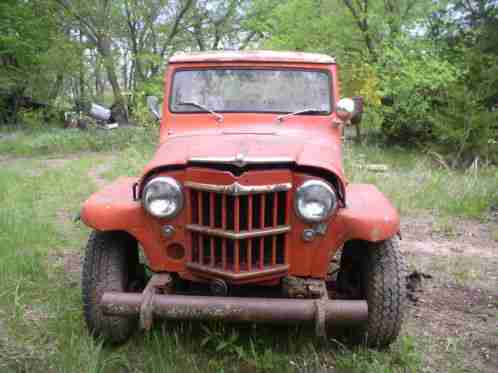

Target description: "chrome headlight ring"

left=294, top=180, right=337, bottom=223
left=142, top=176, right=184, bottom=219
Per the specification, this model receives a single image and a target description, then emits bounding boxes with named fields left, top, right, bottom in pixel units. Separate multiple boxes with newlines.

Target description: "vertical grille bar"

left=247, top=238, right=252, bottom=270
left=234, top=196, right=240, bottom=232
left=259, top=237, right=264, bottom=269
left=209, top=193, right=215, bottom=227
left=222, top=238, right=227, bottom=269
left=210, top=237, right=215, bottom=266
left=234, top=240, right=240, bottom=272
left=222, top=194, right=227, bottom=229
left=248, top=195, right=253, bottom=230
left=199, top=233, right=204, bottom=264
left=191, top=232, right=198, bottom=262
left=272, top=236, right=277, bottom=265
left=234, top=196, right=240, bottom=272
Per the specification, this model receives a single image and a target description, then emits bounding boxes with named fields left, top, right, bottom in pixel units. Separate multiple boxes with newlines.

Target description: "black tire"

left=339, top=238, right=407, bottom=348
left=82, top=230, right=139, bottom=344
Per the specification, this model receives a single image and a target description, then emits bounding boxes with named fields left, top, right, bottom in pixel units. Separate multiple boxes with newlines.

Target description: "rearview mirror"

left=147, top=96, right=162, bottom=120
left=336, top=98, right=355, bottom=121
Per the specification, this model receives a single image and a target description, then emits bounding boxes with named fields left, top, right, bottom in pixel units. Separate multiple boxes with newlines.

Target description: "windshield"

left=170, top=69, right=331, bottom=114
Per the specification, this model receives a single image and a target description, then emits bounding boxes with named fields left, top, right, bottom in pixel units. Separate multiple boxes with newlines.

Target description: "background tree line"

left=1, top=0, right=497, bottom=165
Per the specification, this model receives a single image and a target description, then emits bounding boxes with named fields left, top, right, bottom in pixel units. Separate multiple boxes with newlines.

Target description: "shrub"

left=374, top=36, right=461, bottom=143
left=432, top=50, right=498, bottom=166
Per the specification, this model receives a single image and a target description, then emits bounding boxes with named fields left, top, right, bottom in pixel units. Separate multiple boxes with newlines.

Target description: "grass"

left=343, top=140, right=498, bottom=220
left=0, top=128, right=496, bottom=372
left=0, top=126, right=156, bottom=157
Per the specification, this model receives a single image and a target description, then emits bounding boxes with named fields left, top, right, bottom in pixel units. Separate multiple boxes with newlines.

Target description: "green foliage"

left=260, top=0, right=351, bottom=55
left=433, top=83, right=498, bottom=166
left=0, top=0, right=80, bottom=123
left=375, top=36, right=461, bottom=142
left=131, top=91, right=162, bottom=128
left=130, top=74, right=164, bottom=127
left=431, top=40, right=498, bottom=166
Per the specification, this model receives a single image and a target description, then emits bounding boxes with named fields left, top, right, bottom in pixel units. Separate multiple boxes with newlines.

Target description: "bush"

left=374, top=36, right=461, bottom=143
left=130, top=91, right=161, bottom=128
left=432, top=50, right=498, bottom=166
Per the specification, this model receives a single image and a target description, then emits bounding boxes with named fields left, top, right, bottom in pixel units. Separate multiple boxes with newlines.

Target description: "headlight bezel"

left=142, top=176, right=184, bottom=219
left=294, top=179, right=338, bottom=223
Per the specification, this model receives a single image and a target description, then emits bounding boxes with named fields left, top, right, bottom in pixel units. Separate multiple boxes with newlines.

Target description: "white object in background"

left=89, top=103, right=111, bottom=121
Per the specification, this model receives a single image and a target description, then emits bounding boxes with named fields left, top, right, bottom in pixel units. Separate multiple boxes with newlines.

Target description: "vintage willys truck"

left=80, top=51, right=406, bottom=347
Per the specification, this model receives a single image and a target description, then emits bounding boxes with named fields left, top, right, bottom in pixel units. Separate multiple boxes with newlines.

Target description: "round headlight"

left=142, top=177, right=183, bottom=218
left=294, top=180, right=337, bottom=223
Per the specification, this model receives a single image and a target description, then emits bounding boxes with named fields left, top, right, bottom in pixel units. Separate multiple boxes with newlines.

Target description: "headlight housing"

left=142, top=177, right=183, bottom=218
left=294, top=180, right=337, bottom=223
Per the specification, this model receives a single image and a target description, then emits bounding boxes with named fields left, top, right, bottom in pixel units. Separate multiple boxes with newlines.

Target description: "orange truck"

left=80, top=51, right=406, bottom=347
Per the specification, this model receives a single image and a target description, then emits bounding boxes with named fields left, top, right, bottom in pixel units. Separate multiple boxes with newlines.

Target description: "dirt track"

left=401, top=216, right=498, bottom=373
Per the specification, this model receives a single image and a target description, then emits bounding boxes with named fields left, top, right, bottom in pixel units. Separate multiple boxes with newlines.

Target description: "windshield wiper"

left=178, top=101, right=224, bottom=123
left=276, top=108, right=327, bottom=122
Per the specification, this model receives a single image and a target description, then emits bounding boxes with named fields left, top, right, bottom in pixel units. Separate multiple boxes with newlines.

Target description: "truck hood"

left=142, top=132, right=345, bottom=185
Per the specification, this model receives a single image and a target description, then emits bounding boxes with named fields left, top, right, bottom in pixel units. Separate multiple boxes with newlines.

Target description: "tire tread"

left=81, top=230, right=137, bottom=344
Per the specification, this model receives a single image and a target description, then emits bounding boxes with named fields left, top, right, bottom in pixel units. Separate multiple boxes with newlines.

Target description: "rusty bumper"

left=100, top=292, right=368, bottom=335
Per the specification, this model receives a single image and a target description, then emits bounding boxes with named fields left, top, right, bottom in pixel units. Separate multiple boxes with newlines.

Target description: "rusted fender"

left=336, top=183, right=400, bottom=242
left=80, top=177, right=144, bottom=231
left=80, top=177, right=179, bottom=272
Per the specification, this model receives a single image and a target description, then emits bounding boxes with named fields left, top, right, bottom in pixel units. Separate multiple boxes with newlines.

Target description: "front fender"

left=336, top=183, right=400, bottom=242
left=80, top=177, right=144, bottom=231
left=80, top=177, right=181, bottom=272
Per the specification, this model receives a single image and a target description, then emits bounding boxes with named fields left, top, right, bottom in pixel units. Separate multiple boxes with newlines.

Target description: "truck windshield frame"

left=169, top=67, right=333, bottom=115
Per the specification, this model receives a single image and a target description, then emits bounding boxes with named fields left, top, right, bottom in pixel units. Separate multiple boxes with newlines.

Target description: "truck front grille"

left=186, top=181, right=291, bottom=275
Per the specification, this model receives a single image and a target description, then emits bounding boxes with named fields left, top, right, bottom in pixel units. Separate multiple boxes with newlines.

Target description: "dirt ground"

left=401, top=216, right=498, bottom=373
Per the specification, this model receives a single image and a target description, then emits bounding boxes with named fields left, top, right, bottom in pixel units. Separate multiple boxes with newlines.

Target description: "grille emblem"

left=234, top=153, right=246, bottom=167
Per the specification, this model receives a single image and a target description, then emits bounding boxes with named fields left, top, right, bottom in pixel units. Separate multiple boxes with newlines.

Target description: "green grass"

left=343, top=141, right=498, bottom=219
left=0, top=128, right=496, bottom=372
left=0, top=127, right=156, bottom=157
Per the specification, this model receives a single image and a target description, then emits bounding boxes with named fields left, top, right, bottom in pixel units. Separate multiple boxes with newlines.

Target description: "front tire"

left=339, top=238, right=407, bottom=348
left=82, top=230, right=139, bottom=344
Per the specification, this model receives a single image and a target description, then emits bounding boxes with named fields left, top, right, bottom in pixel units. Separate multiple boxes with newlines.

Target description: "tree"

left=54, top=0, right=131, bottom=123
left=0, top=0, right=79, bottom=124
left=123, top=0, right=194, bottom=87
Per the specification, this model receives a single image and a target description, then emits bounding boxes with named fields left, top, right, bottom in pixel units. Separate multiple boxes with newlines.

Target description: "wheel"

left=338, top=238, right=407, bottom=348
left=82, top=230, right=140, bottom=344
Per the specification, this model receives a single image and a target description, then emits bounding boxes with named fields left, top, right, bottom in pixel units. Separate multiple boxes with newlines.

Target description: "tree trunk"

left=97, top=37, right=128, bottom=124
left=79, top=25, right=86, bottom=102
left=95, top=55, right=105, bottom=100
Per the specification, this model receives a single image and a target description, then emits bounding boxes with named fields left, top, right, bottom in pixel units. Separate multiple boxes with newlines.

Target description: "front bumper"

left=100, top=274, right=368, bottom=336
left=102, top=292, right=367, bottom=323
